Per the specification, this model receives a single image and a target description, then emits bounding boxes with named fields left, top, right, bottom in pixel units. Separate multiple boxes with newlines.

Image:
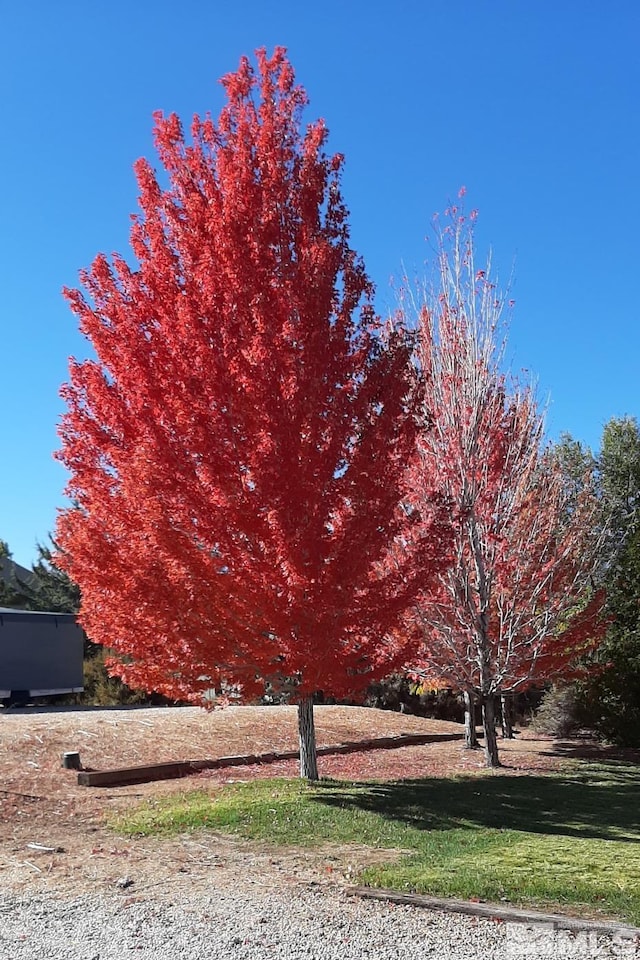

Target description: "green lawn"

left=113, top=760, right=640, bottom=926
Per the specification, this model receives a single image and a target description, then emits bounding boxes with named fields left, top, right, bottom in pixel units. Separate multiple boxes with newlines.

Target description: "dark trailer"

left=0, top=607, right=84, bottom=704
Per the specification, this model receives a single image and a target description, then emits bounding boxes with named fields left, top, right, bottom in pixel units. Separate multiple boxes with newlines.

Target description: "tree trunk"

left=482, top=694, right=501, bottom=767
left=297, top=695, right=319, bottom=781
left=500, top=692, right=514, bottom=739
left=463, top=690, right=478, bottom=748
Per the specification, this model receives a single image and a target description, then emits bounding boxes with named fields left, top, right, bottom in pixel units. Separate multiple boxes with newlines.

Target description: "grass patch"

left=113, top=761, right=640, bottom=926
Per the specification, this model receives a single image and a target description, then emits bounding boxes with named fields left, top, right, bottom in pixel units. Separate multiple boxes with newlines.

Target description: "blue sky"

left=1, top=1, right=638, bottom=567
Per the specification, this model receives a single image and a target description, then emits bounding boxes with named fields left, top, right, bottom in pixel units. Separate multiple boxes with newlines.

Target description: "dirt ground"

left=0, top=704, right=610, bottom=901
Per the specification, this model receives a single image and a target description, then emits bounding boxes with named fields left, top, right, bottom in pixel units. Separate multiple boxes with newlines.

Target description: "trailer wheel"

left=6, top=690, right=29, bottom=708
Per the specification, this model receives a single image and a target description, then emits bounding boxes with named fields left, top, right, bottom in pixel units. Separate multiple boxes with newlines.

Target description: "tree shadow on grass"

left=312, top=763, right=640, bottom=843
left=543, top=739, right=640, bottom=765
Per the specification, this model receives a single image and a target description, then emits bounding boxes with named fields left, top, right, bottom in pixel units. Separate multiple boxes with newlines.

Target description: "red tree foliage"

left=56, top=49, right=451, bottom=776
left=400, top=205, right=606, bottom=766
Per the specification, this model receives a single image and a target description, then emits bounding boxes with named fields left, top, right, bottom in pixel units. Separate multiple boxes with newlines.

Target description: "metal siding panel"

left=0, top=614, right=84, bottom=691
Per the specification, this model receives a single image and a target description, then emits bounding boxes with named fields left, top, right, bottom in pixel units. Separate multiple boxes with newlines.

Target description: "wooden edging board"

left=347, top=886, right=640, bottom=940
left=76, top=731, right=462, bottom=788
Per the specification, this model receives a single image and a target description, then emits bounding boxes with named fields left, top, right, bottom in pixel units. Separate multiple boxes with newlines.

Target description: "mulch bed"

left=0, top=704, right=633, bottom=900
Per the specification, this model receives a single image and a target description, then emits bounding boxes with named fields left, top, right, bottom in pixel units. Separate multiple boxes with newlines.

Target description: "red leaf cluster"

left=400, top=210, right=606, bottom=698
left=56, top=49, right=451, bottom=705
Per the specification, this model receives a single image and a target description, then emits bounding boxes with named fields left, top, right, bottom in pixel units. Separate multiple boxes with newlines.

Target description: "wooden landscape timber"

left=76, top=730, right=463, bottom=787
left=349, top=887, right=640, bottom=940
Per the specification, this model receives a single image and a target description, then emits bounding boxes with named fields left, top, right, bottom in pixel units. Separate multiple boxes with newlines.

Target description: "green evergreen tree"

left=581, top=417, right=640, bottom=744
left=0, top=539, right=32, bottom=608
left=0, top=538, right=81, bottom=613
left=25, top=539, right=81, bottom=613
left=549, top=433, right=597, bottom=518
left=545, top=422, right=640, bottom=744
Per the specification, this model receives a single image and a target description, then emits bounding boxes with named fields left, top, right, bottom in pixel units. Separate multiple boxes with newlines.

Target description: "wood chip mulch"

left=0, top=703, right=621, bottom=899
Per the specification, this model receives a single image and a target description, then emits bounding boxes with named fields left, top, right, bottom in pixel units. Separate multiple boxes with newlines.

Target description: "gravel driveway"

left=1, top=883, right=637, bottom=959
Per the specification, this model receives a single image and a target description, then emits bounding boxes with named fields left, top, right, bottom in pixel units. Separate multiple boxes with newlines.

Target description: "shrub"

left=79, top=650, right=179, bottom=707
left=530, top=685, right=582, bottom=738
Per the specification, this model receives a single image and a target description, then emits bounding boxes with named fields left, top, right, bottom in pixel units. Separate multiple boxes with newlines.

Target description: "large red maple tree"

left=401, top=204, right=605, bottom=766
left=56, top=49, right=451, bottom=778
